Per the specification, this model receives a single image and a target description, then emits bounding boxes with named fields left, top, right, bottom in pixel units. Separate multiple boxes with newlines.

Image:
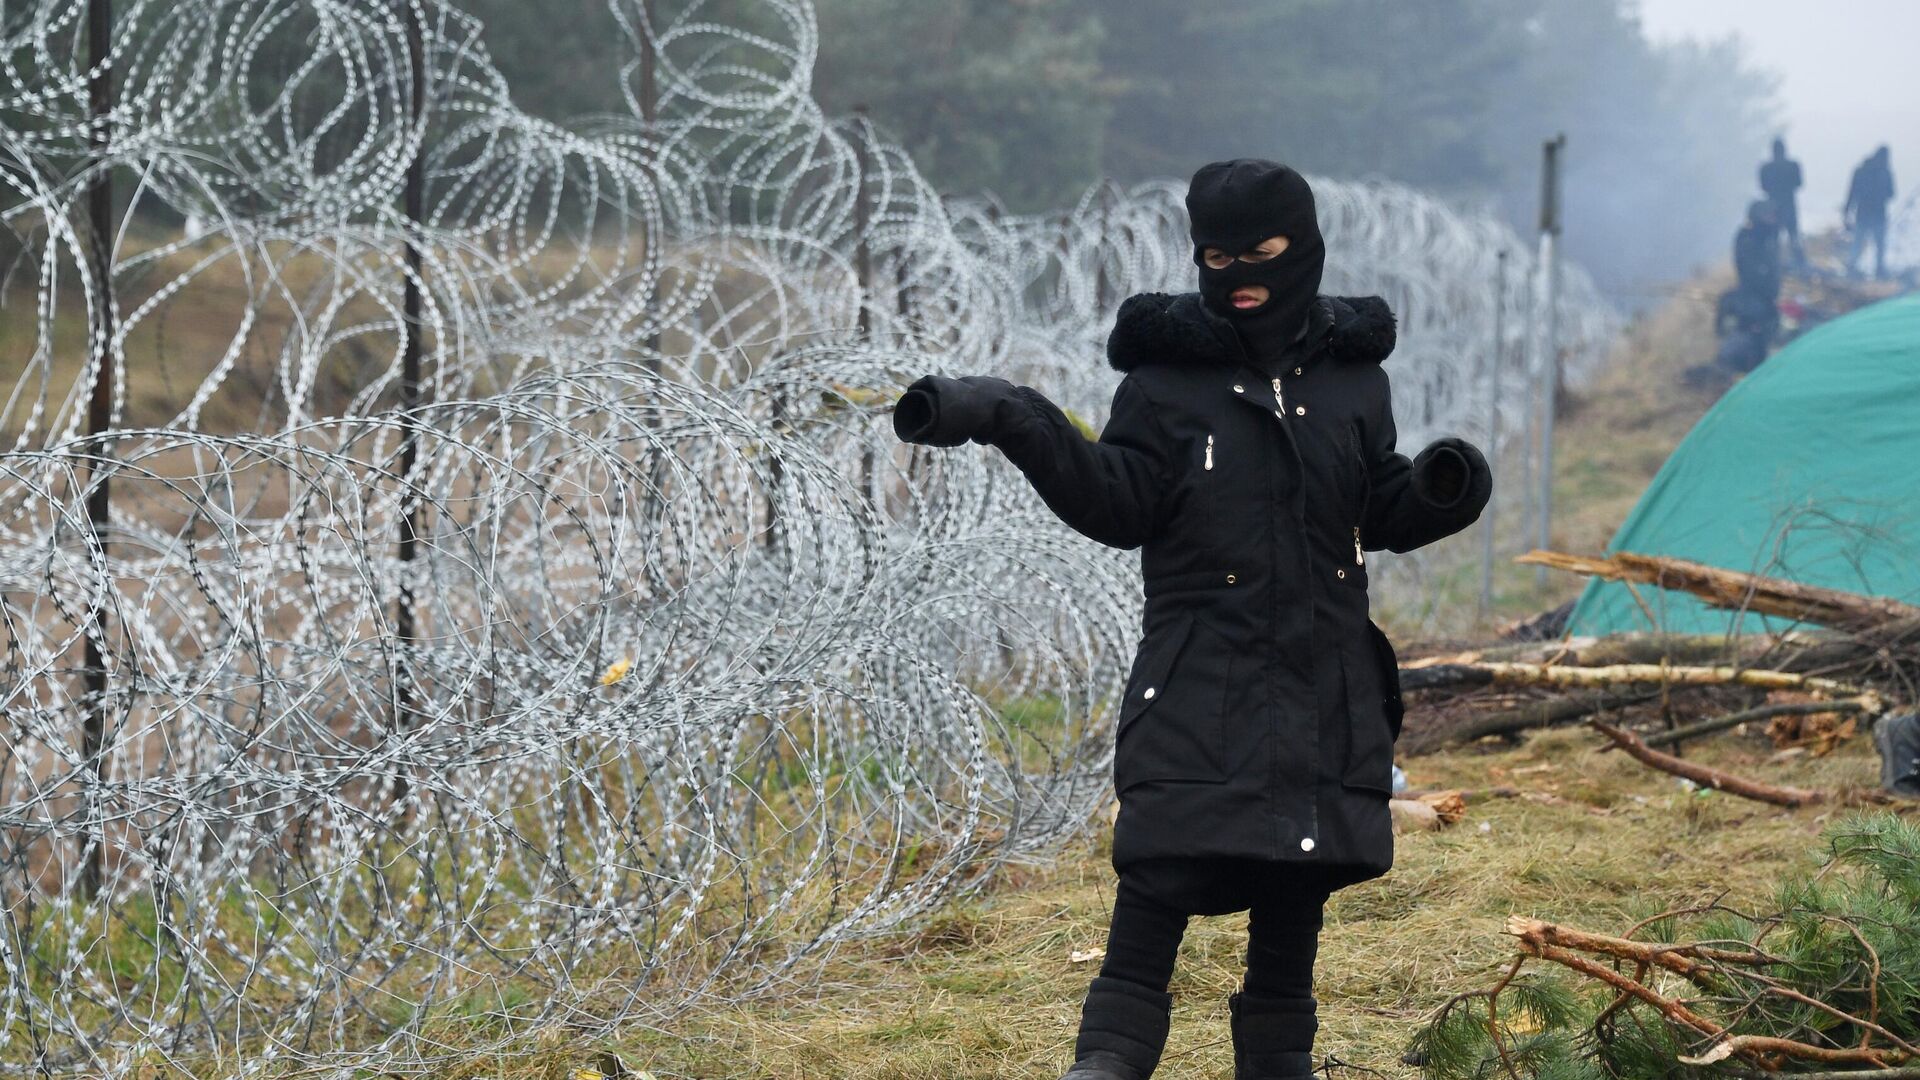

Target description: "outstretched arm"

left=893, top=373, right=1171, bottom=549
left=1358, top=369, right=1492, bottom=554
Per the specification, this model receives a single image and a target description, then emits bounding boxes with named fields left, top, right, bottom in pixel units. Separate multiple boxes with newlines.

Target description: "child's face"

left=1199, top=234, right=1292, bottom=311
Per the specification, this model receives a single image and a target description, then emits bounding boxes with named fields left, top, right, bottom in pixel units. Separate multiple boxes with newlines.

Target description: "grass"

left=496, top=730, right=1889, bottom=1080
left=53, top=726, right=1894, bottom=1078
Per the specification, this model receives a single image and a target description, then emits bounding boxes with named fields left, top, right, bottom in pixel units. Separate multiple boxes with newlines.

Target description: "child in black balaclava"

left=892, top=158, right=1492, bottom=1080
left=1187, top=158, right=1328, bottom=354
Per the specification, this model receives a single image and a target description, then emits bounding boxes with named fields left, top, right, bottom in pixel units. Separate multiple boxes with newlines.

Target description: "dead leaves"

left=1761, top=690, right=1859, bottom=757
left=1390, top=789, right=1471, bottom=833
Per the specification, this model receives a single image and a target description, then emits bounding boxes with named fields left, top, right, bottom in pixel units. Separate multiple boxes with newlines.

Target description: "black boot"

left=1228, top=989, right=1318, bottom=1080
left=1059, top=975, right=1173, bottom=1080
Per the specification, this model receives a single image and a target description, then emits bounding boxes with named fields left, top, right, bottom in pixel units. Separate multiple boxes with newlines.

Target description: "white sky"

left=1636, top=0, right=1918, bottom=231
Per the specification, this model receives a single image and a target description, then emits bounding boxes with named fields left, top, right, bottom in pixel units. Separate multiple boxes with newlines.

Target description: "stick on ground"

left=1641, top=697, right=1874, bottom=750
left=1408, top=660, right=1880, bottom=705
left=1589, top=719, right=1827, bottom=808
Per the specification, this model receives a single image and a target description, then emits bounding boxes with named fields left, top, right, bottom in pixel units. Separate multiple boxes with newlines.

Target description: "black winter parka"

left=895, top=291, right=1492, bottom=887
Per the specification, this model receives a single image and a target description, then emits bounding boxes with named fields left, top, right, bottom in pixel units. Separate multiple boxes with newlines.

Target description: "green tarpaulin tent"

left=1567, top=293, right=1920, bottom=636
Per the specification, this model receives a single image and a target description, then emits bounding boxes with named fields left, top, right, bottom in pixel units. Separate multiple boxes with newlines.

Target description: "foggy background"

left=1639, top=0, right=1916, bottom=234
left=296, top=0, right=1903, bottom=305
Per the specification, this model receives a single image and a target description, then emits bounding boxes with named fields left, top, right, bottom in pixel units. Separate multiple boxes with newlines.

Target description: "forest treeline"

left=55, top=0, right=1772, bottom=300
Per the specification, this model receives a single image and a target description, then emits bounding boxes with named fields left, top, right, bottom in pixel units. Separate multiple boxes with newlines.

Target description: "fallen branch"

left=1453, top=635, right=1749, bottom=666
left=1510, top=918, right=1911, bottom=1071
left=1773, top=613, right=1920, bottom=681
left=1589, top=719, right=1827, bottom=808
left=1731, top=1067, right=1920, bottom=1080
left=1537, top=635, right=1756, bottom=668
left=1640, top=697, right=1875, bottom=750
left=1405, top=660, right=1881, bottom=705
left=1506, top=916, right=1773, bottom=978
left=1405, top=690, right=1657, bottom=752
left=1517, top=550, right=1920, bottom=634
left=1681, top=1034, right=1905, bottom=1070
left=1417, top=817, right=1920, bottom=1079
left=1510, top=937, right=1729, bottom=1044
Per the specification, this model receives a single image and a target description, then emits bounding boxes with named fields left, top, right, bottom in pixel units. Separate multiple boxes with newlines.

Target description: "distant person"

left=1716, top=200, right=1783, bottom=375
left=1844, top=145, right=1895, bottom=280
left=1758, top=137, right=1804, bottom=268
left=1714, top=288, right=1778, bottom=375
left=1733, top=199, right=1782, bottom=303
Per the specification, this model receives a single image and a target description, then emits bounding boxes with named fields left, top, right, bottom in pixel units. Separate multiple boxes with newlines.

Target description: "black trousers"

left=1097, top=856, right=1332, bottom=1002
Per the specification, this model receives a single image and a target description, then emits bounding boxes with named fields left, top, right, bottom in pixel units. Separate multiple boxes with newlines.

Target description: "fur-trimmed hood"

left=1105, top=291, right=1396, bottom=373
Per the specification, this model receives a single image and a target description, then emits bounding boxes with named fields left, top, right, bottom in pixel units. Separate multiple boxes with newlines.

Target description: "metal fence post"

left=1535, top=133, right=1566, bottom=590
left=393, top=1, right=428, bottom=800
left=80, top=0, right=116, bottom=900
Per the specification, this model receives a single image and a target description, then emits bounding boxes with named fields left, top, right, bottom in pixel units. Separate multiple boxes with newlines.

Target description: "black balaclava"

left=1186, top=158, right=1327, bottom=349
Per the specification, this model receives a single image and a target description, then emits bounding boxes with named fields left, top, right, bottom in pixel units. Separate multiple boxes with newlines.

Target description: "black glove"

left=891, top=374, right=1015, bottom=447
left=1411, top=437, right=1491, bottom=511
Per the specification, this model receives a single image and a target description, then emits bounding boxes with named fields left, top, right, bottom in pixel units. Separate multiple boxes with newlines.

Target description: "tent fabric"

left=1567, top=293, right=1920, bottom=637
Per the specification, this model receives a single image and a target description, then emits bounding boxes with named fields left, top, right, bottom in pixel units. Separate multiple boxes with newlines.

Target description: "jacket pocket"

left=1114, top=612, right=1231, bottom=793
left=1339, top=626, right=1398, bottom=796
left=1367, top=619, right=1404, bottom=743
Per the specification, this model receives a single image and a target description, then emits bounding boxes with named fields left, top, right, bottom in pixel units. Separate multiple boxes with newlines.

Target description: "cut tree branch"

left=1405, top=690, right=1657, bottom=752
left=1681, top=1033, right=1905, bottom=1070
left=1518, top=549, right=1920, bottom=634
left=1405, top=660, right=1881, bottom=707
left=1507, top=916, right=1773, bottom=977
left=1732, top=1067, right=1920, bottom=1080
left=1507, top=917, right=1912, bottom=1071
left=1589, top=719, right=1827, bottom=807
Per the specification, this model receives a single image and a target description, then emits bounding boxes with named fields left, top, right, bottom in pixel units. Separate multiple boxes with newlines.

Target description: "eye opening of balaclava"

left=1186, top=158, right=1327, bottom=347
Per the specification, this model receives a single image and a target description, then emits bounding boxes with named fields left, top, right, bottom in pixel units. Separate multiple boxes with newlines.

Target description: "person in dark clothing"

left=1758, top=137, right=1804, bottom=268
left=1734, top=199, right=1782, bottom=302
left=1713, top=287, right=1778, bottom=375
left=1715, top=200, right=1783, bottom=375
left=890, top=159, right=1492, bottom=1080
left=1845, top=145, right=1895, bottom=280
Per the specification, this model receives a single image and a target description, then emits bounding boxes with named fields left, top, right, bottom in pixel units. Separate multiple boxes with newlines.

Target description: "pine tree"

left=1409, top=813, right=1920, bottom=1079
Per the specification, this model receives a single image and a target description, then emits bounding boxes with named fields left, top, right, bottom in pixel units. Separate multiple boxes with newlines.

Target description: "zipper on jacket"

left=1270, top=376, right=1284, bottom=415
left=1353, top=525, right=1365, bottom=566
left=1204, top=433, right=1214, bottom=470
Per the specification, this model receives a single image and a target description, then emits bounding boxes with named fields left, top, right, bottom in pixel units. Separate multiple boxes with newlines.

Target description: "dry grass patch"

left=481, top=727, right=1896, bottom=1080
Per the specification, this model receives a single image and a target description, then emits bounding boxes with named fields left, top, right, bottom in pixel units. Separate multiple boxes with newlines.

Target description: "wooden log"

left=1558, top=635, right=1753, bottom=668
left=1641, top=697, right=1873, bottom=750
left=1457, top=633, right=1757, bottom=668
left=1404, top=690, right=1656, bottom=753
left=1517, top=549, right=1920, bottom=634
left=1589, top=719, right=1827, bottom=808
left=1402, top=660, right=1880, bottom=704
left=1775, top=613, right=1920, bottom=677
